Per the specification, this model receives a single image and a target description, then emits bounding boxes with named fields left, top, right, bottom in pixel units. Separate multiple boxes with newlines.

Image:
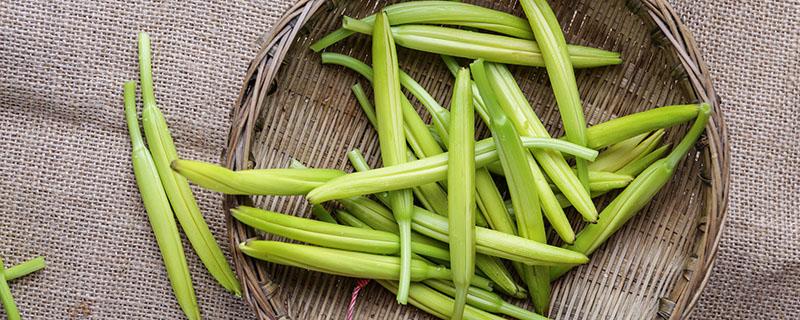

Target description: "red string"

left=346, top=279, right=371, bottom=320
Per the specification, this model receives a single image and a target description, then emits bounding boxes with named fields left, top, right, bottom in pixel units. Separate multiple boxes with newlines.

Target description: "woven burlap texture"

left=0, top=0, right=796, bottom=319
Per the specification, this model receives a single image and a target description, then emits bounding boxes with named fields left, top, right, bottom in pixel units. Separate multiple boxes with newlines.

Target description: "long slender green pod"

left=137, top=33, right=241, bottom=296
left=373, top=14, right=413, bottom=302
left=342, top=19, right=621, bottom=69
left=171, top=159, right=344, bottom=195
left=583, top=104, right=701, bottom=149
left=470, top=59, right=551, bottom=313
left=551, top=104, right=711, bottom=279
left=484, top=62, right=596, bottom=225
left=310, top=1, right=534, bottom=52
left=355, top=22, right=425, bottom=302
left=232, top=206, right=450, bottom=261
left=307, top=137, right=596, bottom=203
left=3, top=257, right=45, bottom=282
left=447, top=68, right=476, bottom=319
left=239, top=240, right=452, bottom=282
left=0, top=258, right=20, bottom=320
left=426, top=57, right=522, bottom=243
left=124, top=81, right=200, bottom=320
left=519, top=0, right=591, bottom=217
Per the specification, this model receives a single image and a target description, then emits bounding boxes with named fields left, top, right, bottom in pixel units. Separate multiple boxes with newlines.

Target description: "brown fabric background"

left=0, top=0, right=796, bottom=319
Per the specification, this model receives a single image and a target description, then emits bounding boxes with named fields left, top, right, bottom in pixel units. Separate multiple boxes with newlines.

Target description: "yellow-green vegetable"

left=470, top=59, right=551, bottom=314
left=240, top=240, right=453, bottom=281
left=310, top=1, right=534, bottom=52
left=582, top=104, right=701, bottom=149
left=232, top=206, right=450, bottom=261
left=171, top=159, right=344, bottom=195
left=442, top=57, right=552, bottom=301
left=447, top=68, right=476, bottom=319
left=137, top=33, right=241, bottom=296
left=342, top=19, right=621, bottom=69
left=374, top=12, right=419, bottom=303
left=124, top=81, right=200, bottom=320
left=519, top=0, right=592, bottom=232
left=306, top=136, right=597, bottom=203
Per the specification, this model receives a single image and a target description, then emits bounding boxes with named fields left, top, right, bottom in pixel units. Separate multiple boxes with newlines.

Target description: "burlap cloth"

left=0, top=0, right=796, bottom=319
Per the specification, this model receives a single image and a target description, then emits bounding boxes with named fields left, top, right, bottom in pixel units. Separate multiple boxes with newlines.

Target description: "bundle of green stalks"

left=135, top=2, right=712, bottom=319
left=123, top=32, right=240, bottom=320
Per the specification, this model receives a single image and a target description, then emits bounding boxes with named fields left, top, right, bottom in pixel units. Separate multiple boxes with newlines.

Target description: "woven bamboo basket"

left=222, top=0, right=730, bottom=319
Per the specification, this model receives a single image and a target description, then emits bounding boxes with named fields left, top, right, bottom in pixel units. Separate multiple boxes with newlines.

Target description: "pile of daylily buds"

left=128, top=1, right=710, bottom=319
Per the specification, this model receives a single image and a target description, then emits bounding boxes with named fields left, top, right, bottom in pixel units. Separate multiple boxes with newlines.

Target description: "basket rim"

left=222, top=1, right=731, bottom=319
